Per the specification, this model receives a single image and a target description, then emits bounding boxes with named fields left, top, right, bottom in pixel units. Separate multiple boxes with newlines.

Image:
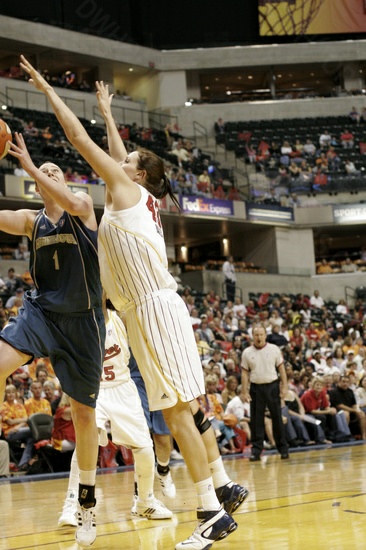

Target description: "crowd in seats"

left=316, top=249, right=366, bottom=275
left=0, top=65, right=94, bottom=93
left=215, top=114, right=366, bottom=202
left=181, top=283, right=366, bottom=454
left=2, top=105, right=243, bottom=201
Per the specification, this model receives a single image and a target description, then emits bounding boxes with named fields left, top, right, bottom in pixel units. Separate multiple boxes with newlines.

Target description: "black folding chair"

left=27, top=413, right=54, bottom=473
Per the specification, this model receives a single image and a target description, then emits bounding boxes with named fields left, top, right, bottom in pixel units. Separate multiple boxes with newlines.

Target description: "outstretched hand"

left=8, top=132, right=35, bottom=174
left=96, top=81, right=114, bottom=119
left=19, top=55, right=52, bottom=93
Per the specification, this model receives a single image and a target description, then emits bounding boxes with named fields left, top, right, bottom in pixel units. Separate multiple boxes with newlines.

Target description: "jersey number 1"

left=53, top=250, right=60, bottom=270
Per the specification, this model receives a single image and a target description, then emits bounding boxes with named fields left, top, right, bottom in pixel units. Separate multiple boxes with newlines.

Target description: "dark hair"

left=137, top=148, right=180, bottom=211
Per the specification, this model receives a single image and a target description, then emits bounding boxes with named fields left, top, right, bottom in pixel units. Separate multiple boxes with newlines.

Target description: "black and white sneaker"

left=215, top=483, right=249, bottom=515
left=175, top=507, right=237, bottom=550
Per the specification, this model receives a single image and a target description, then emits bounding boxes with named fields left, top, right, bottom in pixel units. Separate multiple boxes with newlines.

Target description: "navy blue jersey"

left=30, top=209, right=102, bottom=313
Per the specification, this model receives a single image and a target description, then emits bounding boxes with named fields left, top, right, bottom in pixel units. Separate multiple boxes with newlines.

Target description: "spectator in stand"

left=361, top=108, right=366, bottom=123
left=171, top=141, right=192, bottom=164
left=310, top=350, right=327, bottom=375
left=330, top=323, right=346, bottom=344
left=344, top=159, right=361, bottom=176
left=326, top=146, right=341, bottom=171
left=23, top=121, right=39, bottom=137
left=221, top=376, right=239, bottom=407
left=233, top=298, right=247, bottom=320
left=293, top=138, right=304, bottom=156
left=319, top=130, right=331, bottom=149
left=349, top=106, right=360, bottom=124
left=289, top=162, right=301, bottom=178
left=224, top=390, right=251, bottom=442
left=222, top=256, right=236, bottom=302
left=340, top=129, right=354, bottom=149
left=300, top=377, right=335, bottom=444
left=329, top=375, right=366, bottom=439
left=341, top=258, right=357, bottom=273
left=283, top=387, right=315, bottom=446
left=310, top=290, right=324, bottom=309
left=12, top=243, right=30, bottom=261
left=197, top=375, right=239, bottom=455
left=280, top=140, right=292, bottom=165
left=317, top=258, right=333, bottom=274
left=0, top=384, right=34, bottom=471
left=52, top=393, right=76, bottom=452
left=214, top=118, right=225, bottom=136
left=197, top=169, right=212, bottom=196
left=355, top=375, right=366, bottom=412
left=43, top=380, right=60, bottom=414
left=25, top=381, right=52, bottom=416
left=5, top=287, right=25, bottom=310
left=4, top=268, right=23, bottom=296
left=303, top=139, right=316, bottom=157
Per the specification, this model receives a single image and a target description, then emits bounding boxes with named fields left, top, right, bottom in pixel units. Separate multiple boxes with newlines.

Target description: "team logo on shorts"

left=161, top=393, right=169, bottom=399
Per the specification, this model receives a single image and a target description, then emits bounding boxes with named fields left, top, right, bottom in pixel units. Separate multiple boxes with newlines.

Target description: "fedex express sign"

left=180, top=196, right=234, bottom=216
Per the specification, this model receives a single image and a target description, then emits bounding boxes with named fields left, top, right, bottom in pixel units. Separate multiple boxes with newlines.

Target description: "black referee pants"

left=250, top=380, right=288, bottom=457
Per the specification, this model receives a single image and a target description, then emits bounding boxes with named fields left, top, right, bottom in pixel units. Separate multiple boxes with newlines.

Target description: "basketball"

left=0, top=119, right=12, bottom=160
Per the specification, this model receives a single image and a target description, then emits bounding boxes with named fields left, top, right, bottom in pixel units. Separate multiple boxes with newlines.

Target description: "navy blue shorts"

left=133, top=376, right=171, bottom=435
left=1, top=298, right=105, bottom=408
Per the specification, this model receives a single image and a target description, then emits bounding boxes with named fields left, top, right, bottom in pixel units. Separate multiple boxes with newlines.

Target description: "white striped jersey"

left=101, top=310, right=131, bottom=388
left=98, top=185, right=177, bottom=310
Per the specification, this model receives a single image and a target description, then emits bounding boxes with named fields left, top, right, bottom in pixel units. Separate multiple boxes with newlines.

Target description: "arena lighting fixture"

left=1, top=105, right=7, bottom=110
left=128, top=67, right=134, bottom=72
left=90, top=119, right=96, bottom=124
left=185, top=101, right=192, bottom=107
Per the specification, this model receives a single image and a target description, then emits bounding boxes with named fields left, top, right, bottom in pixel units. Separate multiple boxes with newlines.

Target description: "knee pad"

left=193, top=408, right=211, bottom=435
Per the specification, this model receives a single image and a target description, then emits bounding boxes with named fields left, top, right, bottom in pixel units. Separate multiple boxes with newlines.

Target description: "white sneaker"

left=170, top=449, right=183, bottom=461
left=131, top=495, right=173, bottom=520
left=75, top=503, right=96, bottom=547
left=156, top=469, right=177, bottom=499
left=58, top=497, right=78, bottom=527
left=175, top=507, right=237, bottom=550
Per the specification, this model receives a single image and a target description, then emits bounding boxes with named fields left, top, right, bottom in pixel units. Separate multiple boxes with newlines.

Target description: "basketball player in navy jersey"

left=5, top=133, right=105, bottom=548
left=20, top=56, right=248, bottom=550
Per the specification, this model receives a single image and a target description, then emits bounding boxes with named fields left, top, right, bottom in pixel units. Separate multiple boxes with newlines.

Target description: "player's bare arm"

left=19, top=55, right=138, bottom=204
left=9, top=133, right=95, bottom=227
left=0, top=209, right=36, bottom=239
left=95, top=81, right=128, bottom=162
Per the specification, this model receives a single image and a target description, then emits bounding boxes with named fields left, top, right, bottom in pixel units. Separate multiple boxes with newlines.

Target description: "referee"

left=241, top=324, right=289, bottom=461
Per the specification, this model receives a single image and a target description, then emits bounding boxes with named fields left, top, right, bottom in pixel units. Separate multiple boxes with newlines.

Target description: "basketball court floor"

left=1, top=442, right=365, bottom=550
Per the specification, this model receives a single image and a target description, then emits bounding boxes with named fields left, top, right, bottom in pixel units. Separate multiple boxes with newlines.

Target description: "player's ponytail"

left=137, top=148, right=181, bottom=211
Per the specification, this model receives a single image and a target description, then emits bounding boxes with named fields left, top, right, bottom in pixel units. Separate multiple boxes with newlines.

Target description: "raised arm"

left=19, top=56, right=135, bottom=199
left=9, top=133, right=94, bottom=224
left=95, top=81, right=127, bottom=162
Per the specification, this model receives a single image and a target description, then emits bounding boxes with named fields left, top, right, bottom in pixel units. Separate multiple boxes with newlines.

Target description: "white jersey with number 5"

left=98, top=185, right=177, bottom=311
left=100, top=309, right=130, bottom=388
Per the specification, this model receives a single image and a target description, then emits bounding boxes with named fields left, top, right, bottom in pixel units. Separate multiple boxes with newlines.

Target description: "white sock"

left=133, top=446, right=155, bottom=501
left=195, top=477, right=221, bottom=511
left=79, top=468, right=96, bottom=487
left=208, top=456, right=233, bottom=489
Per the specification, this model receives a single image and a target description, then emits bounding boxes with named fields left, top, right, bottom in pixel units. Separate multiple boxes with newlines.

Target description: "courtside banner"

left=179, top=196, right=234, bottom=217
left=246, top=203, right=294, bottom=223
left=333, top=204, right=366, bottom=224
left=23, top=179, right=89, bottom=199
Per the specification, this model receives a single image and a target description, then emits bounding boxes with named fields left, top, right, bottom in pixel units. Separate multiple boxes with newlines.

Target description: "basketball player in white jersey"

left=58, top=301, right=172, bottom=527
left=20, top=56, right=248, bottom=550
